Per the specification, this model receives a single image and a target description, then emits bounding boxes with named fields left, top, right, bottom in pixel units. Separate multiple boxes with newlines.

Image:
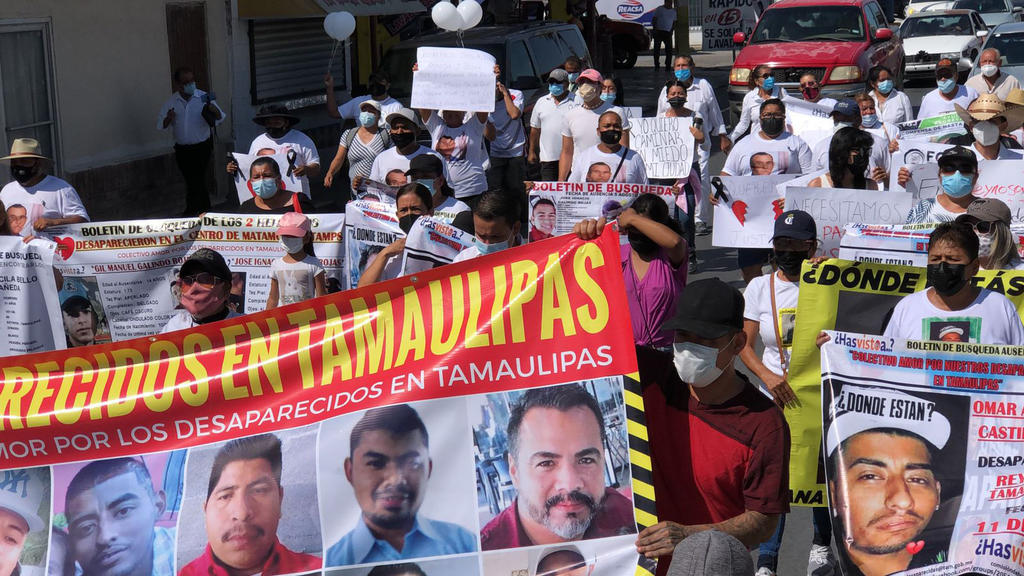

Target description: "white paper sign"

left=629, top=117, right=695, bottom=179
left=784, top=187, right=915, bottom=257
left=906, top=160, right=1024, bottom=223
left=783, top=97, right=834, bottom=152
left=0, top=237, right=63, bottom=356
left=412, top=47, right=496, bottom=113
left=711, top=174, right=798, bottom=248
left=231, top=152, right=305, bottom=203
left=888, top=141, right=952, bottom=193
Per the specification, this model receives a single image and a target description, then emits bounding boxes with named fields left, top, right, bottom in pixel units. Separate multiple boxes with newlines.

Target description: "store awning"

left=238, top=0, right=325, bottom=19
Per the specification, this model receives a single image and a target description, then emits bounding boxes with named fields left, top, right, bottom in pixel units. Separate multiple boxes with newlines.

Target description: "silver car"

left=952, top=0, right=1023, bottom=26
left=968, top=21, right=1024, bottom=83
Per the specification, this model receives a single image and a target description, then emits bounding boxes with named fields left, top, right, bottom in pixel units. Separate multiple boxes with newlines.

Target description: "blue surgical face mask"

left=937, top=78, right=956, bottom=94
left=941, top=170, right=974, bottom=198
left=674, top=68, right=692, bottom=82
left=861, top=113, right=879, bottom=127
left=251, top=178, right=279, bottom=199
left=600, top=92, right=616, bottom=102
left=358, top=111, right=378, bottom=127
left=476, top=231, right=514, bottom=255
left=183, top=82, right=196, bottom=96
left=549, top=83, right=566, bottom=97
left=415, top=178, right=436, bottom=195
left=762, top=76, right=775, bottom=92
left=568, top=72, right=580, bottom=83
left=877, top=79, right=894, bottom=95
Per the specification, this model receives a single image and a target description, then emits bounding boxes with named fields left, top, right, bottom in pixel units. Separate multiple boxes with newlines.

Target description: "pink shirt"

left=621, top=243, right=688, bottom=348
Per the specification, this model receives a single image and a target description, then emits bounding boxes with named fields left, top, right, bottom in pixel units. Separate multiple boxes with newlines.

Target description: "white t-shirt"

left=161, top=309, right=242, bottom=334
left=561, top=102, right=632, bottom=153
left=247, top=129, right=321, bottom=196
left=426, top=113, right=489, bottom=199
left=270, top=254, right=325, bottom=306
left=722, top=131, right=812, bottom=175
left=434, top=196, right=471, bottom=225
left=568, top=145, right=648, bottom=184
left=883, top=288, right=1024, bottom=345
left=368, top=145, right=442, bottom=183
left=744, top=272, right=800, bottom=378
left=872, top=90, right=914, bottom=126
left=728, top=86, right=788, bottom=142
left=652, top=5, right=677, bottom=31
left=904, top=197, right=963, bottom=224
left=917, top=85, right=979, bottom=120
left=811, top=129, right=890, bottom=175
left=530, top=94, right=579, bottom=162
left=489, top=89, right=526, bottom=158
left=0, top=175, right=90, bottom=235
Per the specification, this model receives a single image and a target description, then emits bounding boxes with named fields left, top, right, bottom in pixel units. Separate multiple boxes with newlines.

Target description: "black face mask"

left=600, top=129, right=622, bottom=145
left=11, top=165, right=36, bottom=185
left=927, top=261, right=970, bottom=296
left=399, top=213, right=420, bottom=234
left=370, top=83, right=388, bottom=98
left=849, top=153, right=870, bottom=173
left=761, top=116, right=784, bottom=137
left=391, top=131, right=416, bottom=149
left=775, top=249, right=809, bottom=277
left=627, top=230, right=658, bottom=254
left=266, top=126, right=288, bottom=138
left=668, top=97, right=687, bottom=109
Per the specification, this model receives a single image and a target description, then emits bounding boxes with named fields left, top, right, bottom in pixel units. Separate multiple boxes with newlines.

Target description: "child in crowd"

left=265, top=212, right=326, bottom=309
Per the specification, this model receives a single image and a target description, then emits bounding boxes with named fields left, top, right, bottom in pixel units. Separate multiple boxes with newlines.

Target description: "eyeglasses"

left=64, top=306, right=92, bottom=318
left=970, top=221, right=994, bottom=234
left=940, top=162, right=976, bottom=174
left=179, top=272, right=225, bottom=288
left=935, top=69, right=954, bottom=80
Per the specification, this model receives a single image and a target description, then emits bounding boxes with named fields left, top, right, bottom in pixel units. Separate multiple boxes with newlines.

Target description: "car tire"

left=612, top=39, right=637, bottom=69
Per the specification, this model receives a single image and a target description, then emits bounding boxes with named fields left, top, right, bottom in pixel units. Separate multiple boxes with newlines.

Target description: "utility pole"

left=675, top=0, right=689, bottom=56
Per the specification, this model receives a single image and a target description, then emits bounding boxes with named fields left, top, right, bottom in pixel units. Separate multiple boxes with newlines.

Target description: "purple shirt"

left=622, top=243, right=688, bottom=348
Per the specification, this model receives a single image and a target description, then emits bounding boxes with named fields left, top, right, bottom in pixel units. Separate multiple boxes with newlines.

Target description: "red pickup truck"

left=728, top=0, right=904, bottom=124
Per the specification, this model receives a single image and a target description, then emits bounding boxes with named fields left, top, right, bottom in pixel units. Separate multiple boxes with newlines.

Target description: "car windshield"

left=900, top=14, right=972, bottom=36
left=751, top=6, right=865, bottom=43
left=984, top=31, right=1024, bottom=64
left=953, top=0, right=1006, bottom=12
left=381, top=43, right=505, bottom=99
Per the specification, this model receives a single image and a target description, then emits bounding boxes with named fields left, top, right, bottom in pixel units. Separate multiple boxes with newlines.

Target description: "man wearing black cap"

left=368, top=108, right=443, bottom=187
left=161, top=248, right=241, bottom=333
left=917, top=59, right=978, bottom=120
left=630, top=278, right=790, bottom=576
left=905, top=146, right=980, bottom=224
left=228, top=105, right=320, bottom=198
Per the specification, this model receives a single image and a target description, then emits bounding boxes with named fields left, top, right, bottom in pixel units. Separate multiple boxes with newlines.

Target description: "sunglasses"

left=64, top=306, right=92, bottom=318
left=757, top=72, right=773, bottom=79
left=180, top=272, right=225, bottom=288
left=940, top=162, right=976, bottom=174
left=971, top=221, right=994, bottom=234
left=936, top=69, right=954, bottom=80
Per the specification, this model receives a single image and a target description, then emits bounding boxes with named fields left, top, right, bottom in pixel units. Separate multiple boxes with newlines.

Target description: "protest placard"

left=527, top=181, right=675, bottom=238
left=701, top=0, right=760, bottom=50
left=629, top=117, right=695, bottom=179
left=412, top=47, right=496, bottom=113
left=0, top=237, right=63, bottom=356
left=355, top=178, right=399, bottom=204
left=230, top=152, right=305, bottom=203
left=401, top=215, right=473, bottom=275
left=822, top=333, right=1024, bottom=575
left=0, top=230, right=658, bottom=576
left=783, top=187, right=915, bottom=257
left=711, top=174, right=797, bottom=248
left=896, top=112, right=966, bottom=143
left=840, top=222, right=1024, bottom=266
left=343, top=200, right=404, bottom=290
left=783, top=97, right=834, bottom=152
left=47, top=214, right=346, bottom=340
left=887, top=140, right=951, bottom=193
left=905, top=160, right=1024, bottom=222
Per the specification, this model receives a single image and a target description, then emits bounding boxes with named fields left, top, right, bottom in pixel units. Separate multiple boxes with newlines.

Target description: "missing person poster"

left=840, top=223, right=1024, bottom=267
left=0, top=237, right=63, bottom=356
left=710, top=174, right=797, bottom=248
left=230, top=152, right=305, bottom=204
left=342, top=200, right=403, bottom=290
left=401, top=215, right=473, bottom=275
left=822, top=333, right=1024, bottom=576
left=527, top=181, right=674, bottom=239
left=0, top=230, right=658, bottom=576
left=47, top=214, right=345, bottom=342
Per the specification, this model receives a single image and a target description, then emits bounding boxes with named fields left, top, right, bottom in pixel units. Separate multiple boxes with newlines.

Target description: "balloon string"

left=457, top=29, right=464, bottom=48
left=327, top=40, right=340, bottom=74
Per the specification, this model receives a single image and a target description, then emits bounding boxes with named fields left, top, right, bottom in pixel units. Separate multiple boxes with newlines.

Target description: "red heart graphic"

left=54, top=236, right=75, bottom=260
left=731, top=200, right=748, bottom=225
left=772, top=198, right=785, bottom=219
left=906, top=540, right=924, bottom=555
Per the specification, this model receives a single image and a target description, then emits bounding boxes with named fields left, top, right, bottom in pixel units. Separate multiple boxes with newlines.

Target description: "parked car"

left=599, top=16, right=652, bottom=68
left=968, top=21, right=1024, bottom=83
left=729, top=0, right=904, bottom=125
left=904, top=0, right=956, bottom=16
left=952, top=0, right=1023, bottom=26
left=379, top=22, right=591, bottom=110
left=900, top=10, right=988, bottom=81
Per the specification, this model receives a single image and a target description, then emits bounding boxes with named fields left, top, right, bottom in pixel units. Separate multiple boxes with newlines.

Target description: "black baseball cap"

left=771, top=210, right=817, bottom=241
left=406, top=154, right=443, bottom=177
left=662, top=278, right=744, bottom=338
left=61, top=294, right=91, bottom=313
left=937, top=145, right=978, bottom=172
left=180, top=248, right=232, bottom=283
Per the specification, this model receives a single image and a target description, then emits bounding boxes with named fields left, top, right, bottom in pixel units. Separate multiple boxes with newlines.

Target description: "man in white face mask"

left=630, top=278, right=790, bottom=574
left=952, top=94, right=1024, bottom=161
left=965, top=48, right=1021, bottom=101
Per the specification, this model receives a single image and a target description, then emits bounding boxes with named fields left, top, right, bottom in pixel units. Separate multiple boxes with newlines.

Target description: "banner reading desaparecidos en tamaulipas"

left=822, top=333, right=1024, bottom=576
left=0, top=230, right=659, bottom=576
left=47, top=213, right=344, bottom=341
left=0, top=237, right=63, bottom=356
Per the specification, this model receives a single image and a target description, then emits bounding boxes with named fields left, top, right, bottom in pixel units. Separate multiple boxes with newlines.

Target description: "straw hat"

left=0, top=138, right=49, bottom=162
left=1004, top=88, right=1024, bottom=131
left=954, top=93, right=1005, bottom=124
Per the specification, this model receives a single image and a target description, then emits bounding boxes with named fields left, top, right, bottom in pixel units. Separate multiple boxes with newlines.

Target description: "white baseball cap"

left=825, top=385, right=950, bottom=456
left=0, top=469, right=46, bottom=532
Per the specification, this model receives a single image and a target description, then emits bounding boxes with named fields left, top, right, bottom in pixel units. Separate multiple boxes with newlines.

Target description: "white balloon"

left=324, top=11, right=356, bottom=41
left=431, top=2, right=464, bottom=31
left=457, top=0, right=482, bottom=29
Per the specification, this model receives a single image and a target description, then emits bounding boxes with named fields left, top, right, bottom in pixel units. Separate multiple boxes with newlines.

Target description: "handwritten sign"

left=412, top=47, right=496, bottom=113
left=629, top=117, right=695, bottom=179
left=784, top=187, right=914, bottom=257
left=905, top=160, right=1024, bottom=222
left=711, top=174, right=797, bottom=248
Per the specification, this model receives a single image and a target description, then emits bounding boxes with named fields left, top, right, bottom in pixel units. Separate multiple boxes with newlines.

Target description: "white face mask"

left=981, top=64, right=999, bottom=78
left=280, top=235, right=305, bottom=254
left=672, top=335, right=734, bottom=388
left=972, top=120, right=1000, bottom=146
left=978, top=232, right=993, bottom=258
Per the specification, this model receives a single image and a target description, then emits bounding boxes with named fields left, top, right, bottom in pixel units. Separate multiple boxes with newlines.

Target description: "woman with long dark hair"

left=808, top=127, right=878, bottom=189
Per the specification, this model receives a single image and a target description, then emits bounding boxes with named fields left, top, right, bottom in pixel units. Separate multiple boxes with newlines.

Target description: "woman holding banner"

left=867, top=65, right=913, bottom=126
left=807, top=127, right=878, bottom=190
left=356, top=182, right=434, bottom=288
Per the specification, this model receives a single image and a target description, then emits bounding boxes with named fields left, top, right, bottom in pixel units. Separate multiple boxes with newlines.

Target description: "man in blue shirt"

left=325, top=405, right=477, bottom=566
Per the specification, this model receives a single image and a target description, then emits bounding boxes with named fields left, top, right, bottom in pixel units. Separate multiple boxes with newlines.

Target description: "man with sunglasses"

left=161, top=248, right=240, bottom=333
left=528, top=69, right=578, bottom=182
left=917, top=60, right=978, bottom=121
